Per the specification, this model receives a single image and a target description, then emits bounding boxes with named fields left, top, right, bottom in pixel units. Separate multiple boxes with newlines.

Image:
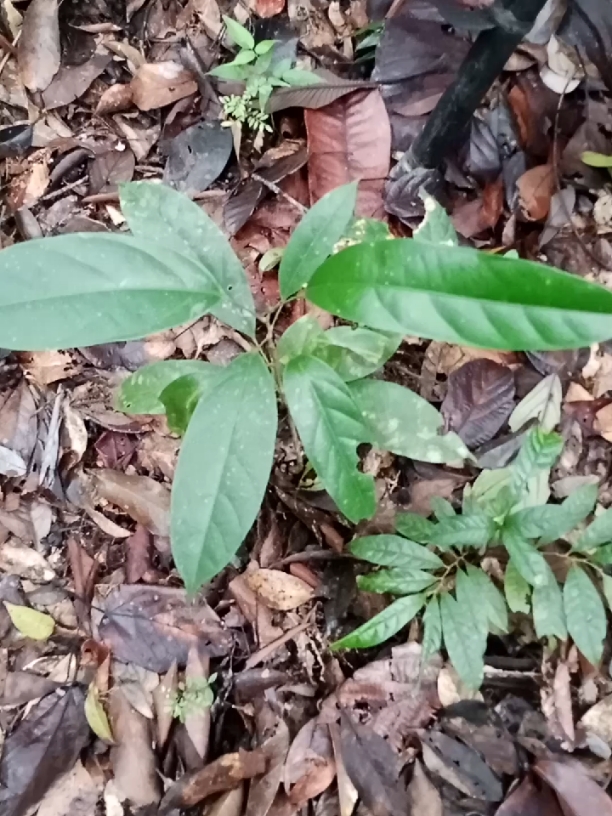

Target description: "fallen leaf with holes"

left=130, top=62, right=198, bottom=111
left=246, top=568, right=315, bottom=611
left=517, top=164, right=555, bottom=221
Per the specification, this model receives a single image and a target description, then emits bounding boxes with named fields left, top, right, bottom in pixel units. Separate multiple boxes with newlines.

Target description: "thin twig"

left=252, top=172, right=307, bottom=215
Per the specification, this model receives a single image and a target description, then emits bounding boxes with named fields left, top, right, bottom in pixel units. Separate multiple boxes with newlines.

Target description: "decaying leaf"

left=130, top=62, right=198, bottom=110
left=534, top=758, right=612, bottom=816
left=0, top=542, right=55, bottom=583
left=494, top=774, right=563, bottom=816
left=246, top=568, right=315, bottom=611
left=41, top=54, right=112, bottom=109
left=284, top=716, right=336, bottom=806
left=421, top=730, right=503, bottom=801
left=407, top=760, right=442, bottom=816
left=517, top=164, right=555, bottom=221
left=245, top=720, right=290, bottom=816
left=85, top=682, right=114, bottom=743
left=4, top=602, right=54, bottom=640
left=91, top=468, right=170, bottom=536
left=36, top=761, right=101, bottom=816
left=18, top=0, right=60, bottom=92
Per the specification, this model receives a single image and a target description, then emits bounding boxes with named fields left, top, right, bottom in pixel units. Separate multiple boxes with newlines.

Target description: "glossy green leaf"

left=455, top=569, right=489, bottom=649
left=255, top=39, right=275, bottom=55
left=539, top=484, right=598, bottom=545
left=504, top=559, right=530, bottom=613
left=511, top=429, right=563, bottom=498
left=421, top=597, right=442, bottom=662
left=223, top=15, right=254, bottom=49
left=349, top=379, right=470, bottom=464
left=171, top=353, right=277, bottom=591
left=349, top=534, right=444, bottom=570
left=208, top=63, right=249, bottom=81
left=601, top=573, right=612, bottom=611
left=429, top=514, right=496, bottom=550
left=575, top=506, right=612, bottom=551
left=357, top=568, right=436, bottom=595
left=331, top=593, right=425, bottom=650
left=342, top=217, right=391, bottom=245
left=117, top=360, right=218, bottom=415
left=563, top=565, right=606, bottom=665
left=470, top=468, right=513, bottom=509
left=508, top=374, right=561, bottom=433
left=502, top=530, right=549, bottom=587
left=0, top=234, right=220, bottom=350
left=276, top=315, right=323, bottom=365
left=395, top=512, right=435, bottom=544
left=279, top=183, right=357, bottom=299
left=440, top=592, right=485, bottom=689
left=160, top=374, right=211, bottom=435
left=120, top=182, right=255, bottom=336
left=581, top=150, right=612, bottom=168
left=532, top=566, right=566, bottom=640
left=306, top=239, right=612, bottom=351
left=506, top=505, right=565, bottom=539
left=593, top=543, right=612, bottom=565
left=413, top=194, right=458, bottom=247
left=283, top=355, right=375, bottom=522
left=465, top=565, right=509, bottom=632
left=316, top=327, right=401, bottom=381
left=431, top=497, right=455, bottom=519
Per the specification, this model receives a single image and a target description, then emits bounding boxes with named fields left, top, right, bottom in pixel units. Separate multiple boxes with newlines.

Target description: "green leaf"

left=429, top=514, right=496, bottom=550
left=223, top=15, right=255, bottom=49
left=421, top=597, right=442, bottom=662
left=171, top=353, right=277, bottom=591
left=208, top=63, right=249, bottom=80
left=413, top=194, right=458, bottom=247
left=160, top=374, right=212, bottom=435
left=357, top=568, right=436, bottom=595
left=601, top=573, right=612, bottom=611
left=581, top=151, right=612, bottom=168
left=440, top=592, right=485, bottom=690
left=455, top=569, right=489, bottom=648
left=431, top=497, right=455, bottom=519
left=305, top=239, right=612, bottom=351
left=465, top=565, right=509, bottom=632
left=504, top=560, right=530, bottom=613
left=563, top=565, right=606, bottom=665
left=4, top=602, right=54, bottom=640
left=593, top=543, right=612, bottom=566
left=316, top=327, right=401, bottom=381
left=281, top=68, right=324, bottom=86
left=539, top=484, right=598, bottom=545
left=511, top=429, right=563, bottom=498
left=395, top=512, right=435, bottom=544
left=502, top=530, right=549, bottom=587
left=331, top=593, right=425, bottom=650
left=276, top=315, right=324, bottom=365
left=255, top=39, right=275, bottom=55
left=85, top=683, right=114, bottom=742
left=342, top=218, right=392, bottom=245
left=532, top=567, right=566, bottom=640
left=470, top=468, right=513, bottom=510
left=506, top=505, right=563, bottom=539
left=116, top=360, right=218, bottom=415
left=508, top=374, right=561, bottom=433
left=284, top=355, right=375, bottom=522
left=349, top=379, right=470, bottom=464
left=349, top=534, right=444, bottom=570
left=279, top=183, right=358, bottom=299
left=576, top=506, right=612, bottom=551
left=0, top=234, right=220, bottom=350
left=259, top=247, right=284, bottom=272
left=120, top=182, right=255, bottom=336
left=231, top=49, right=256, bottom=65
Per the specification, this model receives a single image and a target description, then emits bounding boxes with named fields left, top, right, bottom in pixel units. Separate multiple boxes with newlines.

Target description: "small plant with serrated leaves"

left=171, top=674, right=217, bottom=723
left=2, top=183, right=612, bottom=603
left=334, top=424, right=612, bottom=689
left=210, top=16, right=321, bottom=134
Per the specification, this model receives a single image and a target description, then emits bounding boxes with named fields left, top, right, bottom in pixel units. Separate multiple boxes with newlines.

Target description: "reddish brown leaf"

left=125, top=524, right=152, bottom=583
left=41, top=54, right=112, bottom=109
left=256, top=0, right=285, bottom=17
left=245, top=720, right=290, bottom=816
left=130, top=62, right=197, bottom=111
left=441, top=359, right=516, bottom=448
left=517, top=164, right=555, bottom=221
left=284, top=717, right=336, bottom=806
left=495, top=774, right=563, bottom=816
left=91, top=468, right=170, bottom=536
left=305, top=90, right=391, bottom=218
left=95, top=82, right=134, bottom=115
left=534, top=759, right=612, bottom=816
left=18, top=0, right=60, bottom=92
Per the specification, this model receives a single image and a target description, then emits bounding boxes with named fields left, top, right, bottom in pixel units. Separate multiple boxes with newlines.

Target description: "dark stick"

left=409, top=0, right=549, bottom=169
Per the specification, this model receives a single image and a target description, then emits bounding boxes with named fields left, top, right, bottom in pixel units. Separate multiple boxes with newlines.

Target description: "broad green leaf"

left=120, top=182, right=255, bottom=336
left=283, top=355, right=375, bottom=522
left=208, top=63, right=249, bottom=81
left=532, top=567, right=566, bottom=640
left=281, top=68, right=324, bottom=86
left=259, top=247, right=284, bottom=272
left=413, top=194, right=459, bottom=247
left=331, top=593, right=425, bottom=650
left=563, top=565, right=606, bottom=665
left=0, top=234, right=220, bottom=350
left=581, top=151, right=612, bottom=168
left=316, top=327, right=401, bottom=381
left=506, top=505, right=564, bottom=539
left=465, top=565, right=509, bottom=632
left=350, top=534, right=444, bottom=570
left=160, top=374, right=209, bottom=435
left=455, top=569, right=489, bottom=648
left=508, top=374, right=561, bottom=433
left=421, top=597, right=442, bottom=662
left=601, top=573, right=612, bottom=611
left=395, top=512, right=435, bottom=544
left=440, top=592, right=485, bottom=689
left=255, top=39, right=275, bottom=55
left=342, top=217, right=392, bottom=245
left=431, top=497, right=455, bottom=519
left=429, top=514, right=496, bottom=550
left=223, top=15, right=255, bottom=49
left=349, top=379, right=470, bottom=464
left=279, top=183, right=357, bottom=299
left=117, top=360, right=218, bottom=415
left=276, top=315, right=324, bottom=365
left=306, top=239, right=612, bottom=351
left=502, top=530, right=549, bottom=587
left=511, top=429, right=563, bottom=498
left=357, top=568, right=436, bottom=595
left=4, top=602, right=54, bottom=640
left=504, top=560, right=530, bottom=613
left=231, top=49, right=256, bottom=64
left=171, top=353, right=276, bottom=591
left=593, top=543, right=612, bottom=565
left=539, top=484, right=598, bottom=545
left=575, top=506, right=612, bottom=551
left=85, top=683, right=114, bottom=742
left=470, top=468, right=513, bottom=509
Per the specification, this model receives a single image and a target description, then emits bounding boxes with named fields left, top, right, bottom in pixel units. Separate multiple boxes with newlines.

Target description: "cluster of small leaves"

left=210, top=16, right=321, bottom=133
left=335, top=425, right=612, bottom=688
left=170, top=674, right=217, bottom=723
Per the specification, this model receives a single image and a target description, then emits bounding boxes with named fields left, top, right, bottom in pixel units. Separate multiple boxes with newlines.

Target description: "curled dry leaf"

left=517, top=164, right=555, bottom=221
left=91, top=468, right=170, bottom=536
left=246, top=568, right=315, bottom=611
left=18, top=0, right=60, bottom=92
left=131, top=62, right=198, bottom=111
left=284, top=717, right=336, bottom=806
left=580, top=694, right=612, bottom=745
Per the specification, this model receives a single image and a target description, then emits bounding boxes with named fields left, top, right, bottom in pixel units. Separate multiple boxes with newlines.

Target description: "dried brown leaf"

left=284, top=717, right=336, bottom=806
left=36, top=760, right=100, bottom=816
left=534, top=759, right=612, bottom=816
left=495, top=774, right=563, bottom=816
left=95, top=82, right=134, bottom=115
left=89, top=149, right=135, bottom=195
left=91, top=468, right=170, bottom=536
left=517, top=164, right=555, bottom=221
left=0, top=542, right=55, bottom=582
left=18, top=0, right=60, bottom=92
left=421, top=731, right=503, bottom=801
left=41, top=54, right=112, bottom=109
left=131, top=61, right=197, bottom=111
left=245, top=720, right=290, bottom=816
left=246, top=568, right=314, bottom=611
left=407, top=760, right=442, bottom=816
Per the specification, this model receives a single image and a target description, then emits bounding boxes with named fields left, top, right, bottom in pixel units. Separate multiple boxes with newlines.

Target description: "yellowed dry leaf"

left=4, top=601, right=55, bottom=640
left=246, top=568, right=314, bottom=611
left=594, top=404, right=612, bottom=442
left=85, top=682, right=114, bottom=743
left=130, top=62, right=197, bottom=110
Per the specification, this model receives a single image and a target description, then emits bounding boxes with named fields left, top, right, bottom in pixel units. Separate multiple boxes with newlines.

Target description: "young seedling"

left=171, top=674, right=217, bottom=723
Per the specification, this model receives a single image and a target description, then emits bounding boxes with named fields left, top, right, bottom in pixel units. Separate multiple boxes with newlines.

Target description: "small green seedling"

left=581, top=151, right=612, bottom=176
left=210, top=16, right=321, bottom=134
left=171, top=674, right=217, bottom=723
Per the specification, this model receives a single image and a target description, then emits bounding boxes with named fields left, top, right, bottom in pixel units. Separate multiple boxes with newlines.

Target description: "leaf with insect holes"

left=332, top=593, right=426, bottom=650
left=502, top=530, right=549, bottom=587
left=283, top=355, right=375, bottom=522
left=532, top=566, right=566, bottom=640
left=465, top=565, right=508, bottom=632
left=117, top=360, right=219, bottom=415
left=421, top=597, right=442, bottom=662
left=395, top=512, right=435, bottom=544
left=511, top=429, right=563, bottom=498
left=538, top=484, right=598, bottom=545
left=0, top=234, right=220, bottom=350
left=440, top=592, right=485, bottom=690
left=120, top=182, right=255, bottom=336
left=563, top=566, right=606, bottom=665
left=413, top=194, right=459, bottom=247
left=575, top=506, right=612, bottom=551
left=305, top=239, right=612, bottom=351
left=4, top=603, right=54, bottom=640
left=349, top=379, right=470, bottom=464
left=429, top=513, right=496, bottom=550
left=222, top=15, right=255, bottom=49
left=455, top=569, right=489, bottom=649
left=602, top=573, right=612, bottom=611
left=350, top=535, right=444, bottom=570
left=504, top=559, right=530, bottom=613
left=279, top=182, right=357, bottom=299
left=508, top=374, right=562, bottom=433
left=357, top=568, right=437, bottom=595
left=171, top=353, right=277, bottom=591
